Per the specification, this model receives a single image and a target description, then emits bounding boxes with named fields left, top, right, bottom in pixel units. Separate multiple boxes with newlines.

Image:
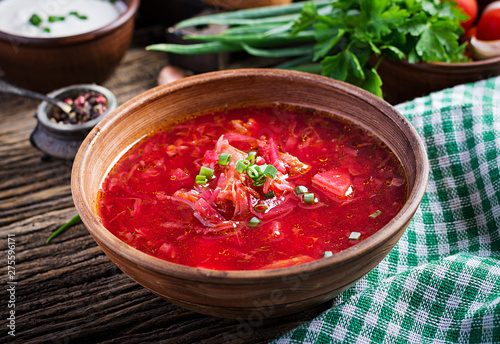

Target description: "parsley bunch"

left=147, top=0, right=469, bottom=98
left=288, top=0, right=469, bottom=96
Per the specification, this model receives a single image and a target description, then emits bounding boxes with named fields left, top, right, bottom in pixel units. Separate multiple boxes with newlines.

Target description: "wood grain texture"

left=0, top=25, right=329, bottom=343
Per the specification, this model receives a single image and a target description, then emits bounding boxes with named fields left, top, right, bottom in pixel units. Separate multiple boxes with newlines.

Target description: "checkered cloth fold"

left=272, top=76, right=500, bottom=344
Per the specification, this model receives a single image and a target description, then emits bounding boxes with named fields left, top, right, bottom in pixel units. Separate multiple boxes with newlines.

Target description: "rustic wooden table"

left=0, top=24, right=330, bottom=344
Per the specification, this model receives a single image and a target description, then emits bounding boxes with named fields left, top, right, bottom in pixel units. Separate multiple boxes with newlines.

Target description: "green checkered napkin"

left=272, top=76, right=500, bottom=344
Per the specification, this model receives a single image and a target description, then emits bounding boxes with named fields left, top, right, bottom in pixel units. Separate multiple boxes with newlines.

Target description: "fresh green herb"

left=294, top=185, right=308, bottom=195
left=46, top=214, right=81, bottom=244
left=302, top=192, right=316, bottom=204
left=253, top=176, right=266, bottom=187
left=43, top=27, right=51, bottom=33
left=147, top=0, right=469, bottom=98
left=246, top=151, right=257, bottom=164
left=264, top=190, right=275, bottom=199
left=248, top=216, right=261, bottom=228
left=48, top=15, right=65, bottom=22
left=236, top=159, right=250, bottom=173
left=263, top=165, right=278, bottom=179
left=254, top=204, right=269, bottom=213
left=29, top=14, right=42, bottom=26
left=246, top=165, right=260, bottom=179
left=195, top=175, right=207, bottom=184
left=369, top=210, right=382, bottom=218
left=218, top=153, right=231, bottom=165
left=69, top=11, right=88, bottom=20
left=199, top=166, right=214, bottom=179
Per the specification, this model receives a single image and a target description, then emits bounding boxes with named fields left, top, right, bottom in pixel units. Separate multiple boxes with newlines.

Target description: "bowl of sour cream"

left=0, top=0, right=140, bottom=93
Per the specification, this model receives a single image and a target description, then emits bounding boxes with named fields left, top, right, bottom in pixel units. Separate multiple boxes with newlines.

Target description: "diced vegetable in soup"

left=98, top=105, right=407, bottom=270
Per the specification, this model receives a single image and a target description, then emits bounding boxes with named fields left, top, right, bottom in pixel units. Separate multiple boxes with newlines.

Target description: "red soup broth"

left=97, top=104, right=408, bottom=270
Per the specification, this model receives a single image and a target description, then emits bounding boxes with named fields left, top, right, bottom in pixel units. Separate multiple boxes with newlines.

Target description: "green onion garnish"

left=246, top=151, right=257, bottom=163
left=264, top=190, right=275, bottom=199
left=199, top=166, right=214, bottom=179
left=254, top=180, right=265, bottom=187
left=43, top=27, right=51, bottom=33
left=302, top=192, right=315, bottom=204
left=218, top=153, right=231, bottom=166
left=248, top=217, right=261, bottom=228
left=46, top=214, right=81, bottom=244
left=294, top=185, right=308, bottom=195
left=264, top=165, right=278, bottom=179
left=195, top=175, right=207, bottom=184
left=369, top=210, right=382, bottom=218
left=69, top=11, right=88, bottom=20
left=254, top=204, right=268, bottom=213
left=236, top=159, right=250, bottom=173
left=348, top=232, right=361, bottom=240
left=48, top=15, right=65, bottom=22
left=323, top=251, right=333, bottom=258
left=29, top=14, right=42, bottom=26
left=246, top=165, right=260, bottom=179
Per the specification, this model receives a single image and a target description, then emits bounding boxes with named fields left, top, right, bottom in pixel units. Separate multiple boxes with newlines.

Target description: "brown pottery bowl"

left=376, top=55, right=500, bottom=104
left=0, top=0, right=140, bottom=93
left=72, top=69, right=429, bottom=319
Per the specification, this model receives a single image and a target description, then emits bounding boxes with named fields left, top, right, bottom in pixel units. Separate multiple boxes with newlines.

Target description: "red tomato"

left=455, top=0, right=479, bottom=31
left=476, top=8, right=500, bottom=41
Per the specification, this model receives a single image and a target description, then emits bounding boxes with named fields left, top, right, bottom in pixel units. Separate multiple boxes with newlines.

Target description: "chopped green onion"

left=69, top=11, right=87, bottom=20
left=236, top=159, right=250, bottom=173
left=29, top=14, right=42, bottom=26
left=369, top=210, right=382, bottom=218
left=254, top=204, right=268, bottom=213
left=348, top=232, right=361, bottom=240
left=46, top=214, right=81, bottom=244
left=264, top=190, right=275, bottom=199
left=248, top=217, right=261, bottom=228
left=48, top=15, right=65, bottom=22
left=323, top=251, right=333, bottom=258
left=218, top=153, right=231, bottom=166
left=253, top=177, right=266, bottom=187
left=264, top=165, right=278, bottom=179
left=302, top=192, right=315, bottom=204
left=199, top=166, right=214, bottom=179
left=246, top=151, right=257, bottom=163
left=43, top=27, right=51, bottom=33
left=247, top=165, right=260, bottom=179
left=294, top=185, right=308, bottom=195
left=195, top=175, right=207, bottom=184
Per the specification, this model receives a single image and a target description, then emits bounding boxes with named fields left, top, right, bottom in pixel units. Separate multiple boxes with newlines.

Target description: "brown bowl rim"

left=0, top=0, right=140, bottom=46
left=72, top=68, right=429, bottom=284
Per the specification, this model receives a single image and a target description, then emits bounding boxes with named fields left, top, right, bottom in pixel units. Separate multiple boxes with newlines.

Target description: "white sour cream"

left=0, top=0, right=127, bottom=38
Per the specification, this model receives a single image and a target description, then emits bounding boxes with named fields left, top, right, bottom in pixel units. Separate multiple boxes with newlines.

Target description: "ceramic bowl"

left=0, top=0, right=139, bottom=93
left=375, top=55, right=500, bottom=104
left=72, top=69, right=429, bottom=319
left=30, top=84, right=117, bottom=160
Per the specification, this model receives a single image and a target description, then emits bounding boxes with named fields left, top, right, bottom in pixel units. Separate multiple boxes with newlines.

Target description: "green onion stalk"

left=146, top=0, right=469, bottom=98
left=46, top=214, right=81, bottom=244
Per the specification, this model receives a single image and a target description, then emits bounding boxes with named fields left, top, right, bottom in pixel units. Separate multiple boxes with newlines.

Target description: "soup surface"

left=0, top=0, right=126, bottom=38
left=98, top=105, right=407, bottom=270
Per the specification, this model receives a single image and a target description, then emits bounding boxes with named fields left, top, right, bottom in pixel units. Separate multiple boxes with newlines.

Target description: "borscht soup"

left=97, top=104, right=407, bottom=270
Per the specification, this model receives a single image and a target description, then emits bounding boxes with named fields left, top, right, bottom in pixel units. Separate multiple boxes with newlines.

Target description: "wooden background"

left=0, top=21, right=331, bottom=344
